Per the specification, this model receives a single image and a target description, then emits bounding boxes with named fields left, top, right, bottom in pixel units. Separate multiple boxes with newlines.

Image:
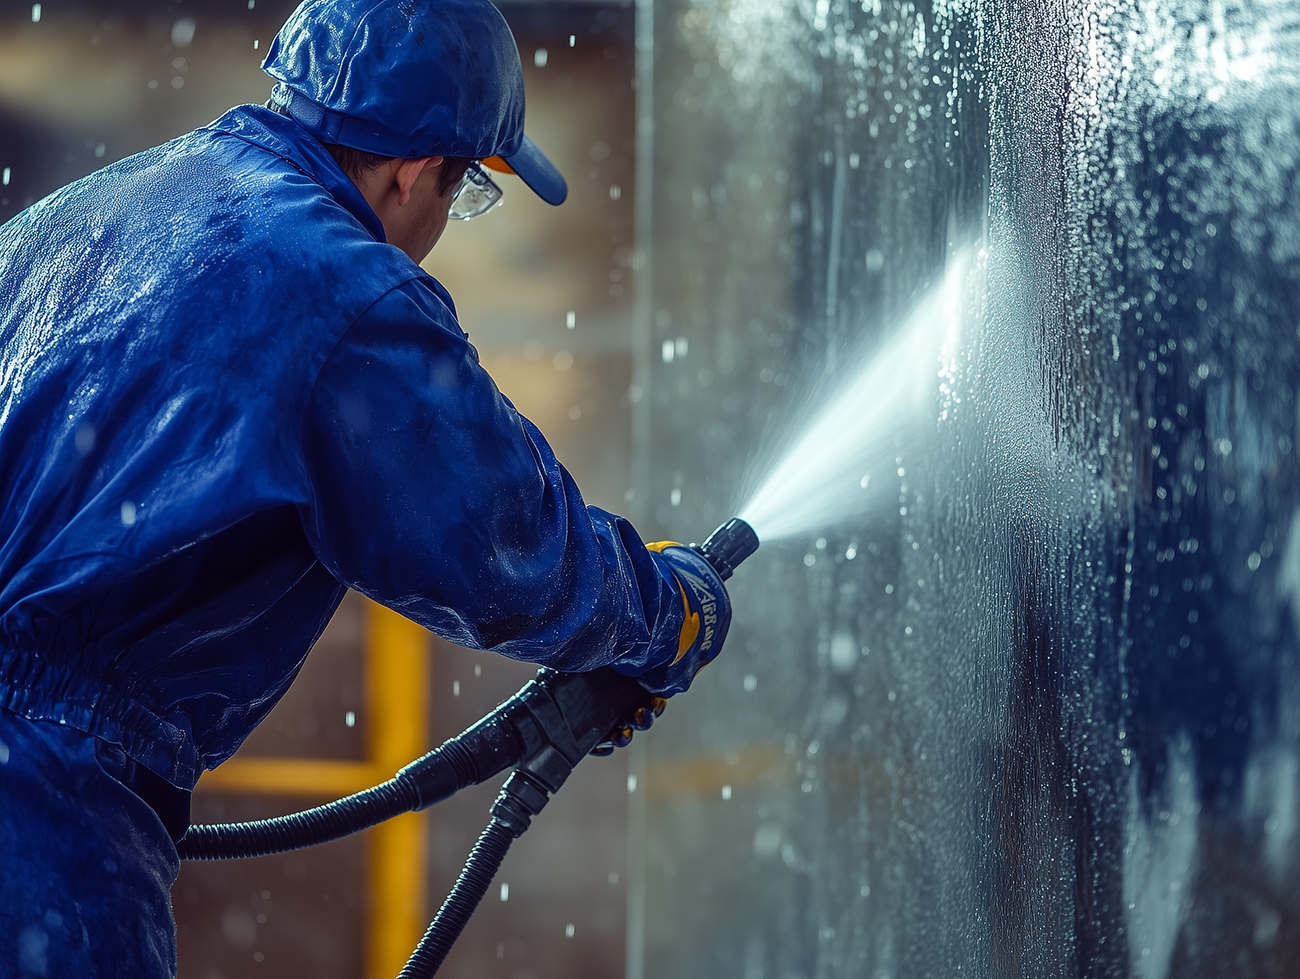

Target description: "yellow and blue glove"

left=639, top=541, right=732, bottom=696
left=592, top=541, right=732, bottom=753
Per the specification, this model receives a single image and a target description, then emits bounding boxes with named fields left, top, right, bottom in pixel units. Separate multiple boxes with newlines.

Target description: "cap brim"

left=501, top=134, right=568, bottom=206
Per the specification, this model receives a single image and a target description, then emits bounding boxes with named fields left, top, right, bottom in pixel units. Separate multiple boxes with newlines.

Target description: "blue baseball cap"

left=262, top=0, right=567, bottom=205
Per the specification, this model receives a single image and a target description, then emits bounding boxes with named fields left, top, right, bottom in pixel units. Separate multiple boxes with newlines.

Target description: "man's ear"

left=394, top=156, right=443, bottom=207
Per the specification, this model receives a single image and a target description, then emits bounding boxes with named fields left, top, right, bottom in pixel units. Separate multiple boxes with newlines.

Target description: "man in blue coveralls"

left=0, top=0, right=732, bottom=974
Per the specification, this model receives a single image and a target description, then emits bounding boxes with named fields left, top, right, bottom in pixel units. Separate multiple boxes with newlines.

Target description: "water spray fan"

left=178, top=516, right=758, bottom=977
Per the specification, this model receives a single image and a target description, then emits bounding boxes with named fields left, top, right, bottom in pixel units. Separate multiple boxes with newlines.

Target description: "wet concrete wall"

left=633, top=0, right=1300, bottom=976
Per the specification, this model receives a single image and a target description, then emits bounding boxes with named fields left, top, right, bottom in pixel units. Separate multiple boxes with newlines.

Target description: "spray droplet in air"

left=859, top=474, right=870, bottom=489
left=830, top=632, right=858, bottom=672
left=171, top=17, right=196, bottom=48
left=31, top=4, right=40, bottom=23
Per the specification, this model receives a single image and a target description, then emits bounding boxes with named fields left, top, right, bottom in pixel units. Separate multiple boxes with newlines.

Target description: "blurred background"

left=7, top=0, right=1300, bottom=977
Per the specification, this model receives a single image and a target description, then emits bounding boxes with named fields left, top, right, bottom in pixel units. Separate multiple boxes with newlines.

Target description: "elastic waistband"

left=0, top=648, right=198, bottom=788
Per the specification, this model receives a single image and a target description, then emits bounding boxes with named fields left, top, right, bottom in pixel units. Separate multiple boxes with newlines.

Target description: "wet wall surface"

left=634, top=0, right=1300, bottom=976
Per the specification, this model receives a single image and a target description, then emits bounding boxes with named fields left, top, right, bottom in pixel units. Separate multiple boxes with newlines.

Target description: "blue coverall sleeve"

left=300, top=280, right=683, bottom=676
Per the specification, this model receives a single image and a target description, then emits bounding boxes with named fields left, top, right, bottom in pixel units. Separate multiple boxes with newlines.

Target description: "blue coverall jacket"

left=0, top=105, right=684, bottom=976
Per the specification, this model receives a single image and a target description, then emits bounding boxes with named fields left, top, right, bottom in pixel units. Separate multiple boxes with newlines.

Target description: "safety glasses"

left=449, top=162, right=503, bottom=221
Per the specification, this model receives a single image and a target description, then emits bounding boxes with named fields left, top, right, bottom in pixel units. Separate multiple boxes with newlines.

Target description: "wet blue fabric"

left=0, top=708, right=179, bottom=978
left=264, top=0, right=568, bottom=204
left=0, top=104, right=690, bottom=796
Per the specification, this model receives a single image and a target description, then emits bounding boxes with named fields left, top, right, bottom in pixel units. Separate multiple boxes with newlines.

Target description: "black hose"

left=179, top=725, right=502, bottom=861
left=397, top=818, right=516, bottom=978
left=178, top=774, right=420, bottom=860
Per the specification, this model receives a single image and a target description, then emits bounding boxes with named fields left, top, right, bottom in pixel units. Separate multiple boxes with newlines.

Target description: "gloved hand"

left=639, top=542, right=732, bottom=695
left=588, top=696, right=667, bottom=755
left=591, top=542, right=732, bottom=755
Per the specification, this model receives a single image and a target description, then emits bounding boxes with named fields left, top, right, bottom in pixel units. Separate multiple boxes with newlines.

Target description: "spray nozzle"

left=694, top=517, right=760, bottom=581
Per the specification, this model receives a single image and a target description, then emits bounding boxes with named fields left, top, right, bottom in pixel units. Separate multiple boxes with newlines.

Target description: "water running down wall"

left=632, top=0, right=1300, bottom=976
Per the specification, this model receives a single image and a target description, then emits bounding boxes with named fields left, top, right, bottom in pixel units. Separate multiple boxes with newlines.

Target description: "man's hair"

left=267, top=97, right=471, bottom=195
left=325, top=144, right=473, bottom=196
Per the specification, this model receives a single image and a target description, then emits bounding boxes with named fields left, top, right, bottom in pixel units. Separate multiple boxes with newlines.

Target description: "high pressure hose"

left=397, top=771, right=548, bottom=978
left=399, top=820, right=514, bottom=975
left=178, top=771, right=420, bottom=860
left=179, top=699, right=520, bottom=860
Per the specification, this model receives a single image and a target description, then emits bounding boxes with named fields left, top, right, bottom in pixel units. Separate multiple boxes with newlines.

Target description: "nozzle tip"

left=698, top=517, right=760, bottom=581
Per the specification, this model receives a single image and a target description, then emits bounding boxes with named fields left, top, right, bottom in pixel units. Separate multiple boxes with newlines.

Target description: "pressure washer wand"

left=397, top=516, right=758, bottom=979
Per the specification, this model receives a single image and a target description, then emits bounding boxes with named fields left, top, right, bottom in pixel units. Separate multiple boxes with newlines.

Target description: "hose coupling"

left=490, top=771, right=553, bottom=837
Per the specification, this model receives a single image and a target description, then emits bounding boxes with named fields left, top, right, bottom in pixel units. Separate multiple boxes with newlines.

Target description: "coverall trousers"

left=0, top=707, right=179, bottom=978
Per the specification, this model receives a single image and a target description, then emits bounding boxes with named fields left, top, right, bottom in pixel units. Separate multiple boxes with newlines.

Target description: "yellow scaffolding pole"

left=363, top=601, right=430, bottom=979
left=196, top=598, right=430, bottom=979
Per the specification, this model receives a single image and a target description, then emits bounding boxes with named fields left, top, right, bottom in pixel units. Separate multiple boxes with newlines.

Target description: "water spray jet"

left=740, top=248, right=975, bottom=543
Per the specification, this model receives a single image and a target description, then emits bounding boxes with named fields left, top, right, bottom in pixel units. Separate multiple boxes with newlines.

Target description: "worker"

left=0, top=0, right=732, bottom=974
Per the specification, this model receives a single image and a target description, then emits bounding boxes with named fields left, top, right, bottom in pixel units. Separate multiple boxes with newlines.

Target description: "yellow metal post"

left=195, top=596, right=432, bottom=978
left=364, top=600, right=431, bottom=979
